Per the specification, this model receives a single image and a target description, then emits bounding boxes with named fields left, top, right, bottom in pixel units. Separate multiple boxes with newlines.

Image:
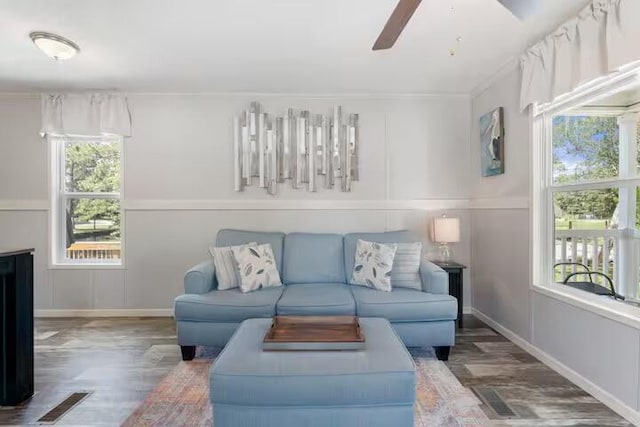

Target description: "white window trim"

left=48, top=135, right=125, bottom=269
left=532, top=66, right=640, bottom=329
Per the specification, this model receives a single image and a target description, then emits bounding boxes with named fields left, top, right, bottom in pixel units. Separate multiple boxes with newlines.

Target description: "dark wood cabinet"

left=432, top=261, right=466, bottom=329
left=0, top=249, right=34, bottom=406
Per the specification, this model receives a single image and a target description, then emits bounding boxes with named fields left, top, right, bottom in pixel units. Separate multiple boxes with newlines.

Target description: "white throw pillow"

left=350, top=239, right=398, bottom=292
left=209, top=242, right=257, bottom=291
left=232, top=243, right=282, bottom=293
left=391, top=242, right=423, bottom=291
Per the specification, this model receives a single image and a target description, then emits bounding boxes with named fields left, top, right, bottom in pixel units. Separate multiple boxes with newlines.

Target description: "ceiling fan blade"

left=372, top=0, right=422, bottom=51
left=496, top=0, right=541, bottom=20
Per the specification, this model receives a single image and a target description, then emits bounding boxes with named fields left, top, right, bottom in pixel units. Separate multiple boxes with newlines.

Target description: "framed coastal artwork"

left=479, top=107, right=505, bottom=177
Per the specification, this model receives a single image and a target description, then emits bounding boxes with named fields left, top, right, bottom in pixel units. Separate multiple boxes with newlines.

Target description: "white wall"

left=532, top=293, right=640, bottom=409
left=470, top=68, right=532, bottom=340
left=0, top=93, right=473, bottom=312
left=470, top=71, right=530, bottom=201
left=470, top=67, right=640, bottom=423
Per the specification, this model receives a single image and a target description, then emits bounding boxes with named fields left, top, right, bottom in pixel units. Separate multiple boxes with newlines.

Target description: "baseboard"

left=471, top=308, right=640, bottom=426
left=35, top=309, right=174, bottom=318
left=36, top=307, right=472, bottom=318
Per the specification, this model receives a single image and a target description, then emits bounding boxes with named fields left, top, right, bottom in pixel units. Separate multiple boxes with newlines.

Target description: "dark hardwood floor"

left=0, top=318, right=180, bottom=426
left=450, top=316, right=632, bottom=426
left=0, top=315, right=632, bottom=426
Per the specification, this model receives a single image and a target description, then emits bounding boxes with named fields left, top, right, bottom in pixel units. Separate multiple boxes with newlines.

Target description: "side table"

left=432, top=261, right=466, bottom=328
left=0, top=248, right=34, bottom=406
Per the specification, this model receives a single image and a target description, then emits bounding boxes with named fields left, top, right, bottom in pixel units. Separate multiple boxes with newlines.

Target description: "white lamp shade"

left=431, top=217, right=460, bottom=243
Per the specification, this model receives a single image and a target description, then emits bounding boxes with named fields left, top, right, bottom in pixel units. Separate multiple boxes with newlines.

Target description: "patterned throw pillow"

left=391, top=242, right=423, bottom=291
left=209, top=243, right=257, bottom=291
left=350, top=239, right=398, bottom=292
left=232, top=243, right=282, bottom=293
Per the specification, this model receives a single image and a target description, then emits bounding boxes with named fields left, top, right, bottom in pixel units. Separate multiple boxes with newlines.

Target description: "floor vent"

left=472, top=386, right=518, bottom=418
left=37, top=392, right=91, bottom=424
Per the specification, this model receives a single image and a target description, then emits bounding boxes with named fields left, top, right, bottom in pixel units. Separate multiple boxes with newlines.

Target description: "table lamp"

left=430, top=215, right=460, bottom=263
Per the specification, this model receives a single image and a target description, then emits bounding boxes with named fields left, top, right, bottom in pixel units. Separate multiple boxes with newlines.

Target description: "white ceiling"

left=0, top=0, right=591, bottom=94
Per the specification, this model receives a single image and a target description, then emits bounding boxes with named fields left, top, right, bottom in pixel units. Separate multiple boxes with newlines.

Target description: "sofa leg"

left=181, top=345, right=196, bottom=361
left=434, top=346, right=450, bottom=361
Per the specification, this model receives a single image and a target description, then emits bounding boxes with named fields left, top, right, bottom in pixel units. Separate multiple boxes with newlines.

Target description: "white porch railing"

left=66, top=242, right=121, bottom=260
left=555, top=229, right=619, bottom=285
left=555, top=229, right=640, bottom=298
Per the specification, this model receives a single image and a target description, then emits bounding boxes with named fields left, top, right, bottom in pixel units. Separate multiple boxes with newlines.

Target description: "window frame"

left=532, top=67, right=640, bottom=322
left=48, top=135, right=125, bottom=268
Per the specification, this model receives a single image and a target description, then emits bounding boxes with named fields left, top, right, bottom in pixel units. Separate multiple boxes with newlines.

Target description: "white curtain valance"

left=519, top=0, right=640, bottom=111
left=40, top=93, right=132, bottom=138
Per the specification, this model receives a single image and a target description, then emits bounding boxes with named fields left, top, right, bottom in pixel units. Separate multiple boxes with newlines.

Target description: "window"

left=50, top=137, right=123, bottom=265
left=537, top=92, right=640, bottom=304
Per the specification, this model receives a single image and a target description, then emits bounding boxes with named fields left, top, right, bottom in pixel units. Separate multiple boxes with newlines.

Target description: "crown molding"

left=0, top=92, right=40, bottom=99
left=0, top=91, right=471, bottom=100
left=126, top=92, right=472, bottom=100
left=470, top=57, right=520, bottom=100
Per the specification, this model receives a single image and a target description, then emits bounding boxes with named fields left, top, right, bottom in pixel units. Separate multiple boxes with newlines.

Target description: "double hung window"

left=50, top=137, right=123, bottom=265
left=537, top=88, right=640, bottom=303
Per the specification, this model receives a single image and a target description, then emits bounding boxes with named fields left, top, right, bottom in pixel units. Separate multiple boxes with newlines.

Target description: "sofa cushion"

left=391, top=242, right=423, bottom=291
left=174, top=287, right=284, bottom=323
left=276, top=283, right=356, bottom=316
left=350, top=240, right=397, bottom=291
left=283, top=233, right=345, bottom=284
left=350, top=287, right=457, bottom=322
left=232, top=243, right=282, bottom=293
left=209, top=243, right=256, bottom=291
left=216, top=229, right=285, bottom=273
left=344, top=231, right=414, bottom=280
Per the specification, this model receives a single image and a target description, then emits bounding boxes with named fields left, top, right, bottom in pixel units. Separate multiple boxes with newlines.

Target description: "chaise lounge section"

left=174, top=229, right=458, bottom=361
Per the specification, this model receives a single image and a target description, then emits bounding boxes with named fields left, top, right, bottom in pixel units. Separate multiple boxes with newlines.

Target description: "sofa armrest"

left=419, top=260, right=449, bottom=295
left=184, top=259, right=217, bottom=294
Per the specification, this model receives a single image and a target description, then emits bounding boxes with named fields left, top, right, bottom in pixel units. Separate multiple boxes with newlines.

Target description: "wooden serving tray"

left=263, top=316, right=365, bottom=351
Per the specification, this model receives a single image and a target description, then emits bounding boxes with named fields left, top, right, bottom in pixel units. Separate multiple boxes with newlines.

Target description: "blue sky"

left=553, top=115, right=614, bottom=179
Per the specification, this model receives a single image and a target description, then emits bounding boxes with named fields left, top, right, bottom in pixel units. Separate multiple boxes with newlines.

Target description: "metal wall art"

left=233, top=102, right=359, bottom=195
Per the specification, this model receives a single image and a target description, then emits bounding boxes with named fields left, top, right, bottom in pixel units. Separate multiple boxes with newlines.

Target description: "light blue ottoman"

left=210, top=317, right=416, bottom=427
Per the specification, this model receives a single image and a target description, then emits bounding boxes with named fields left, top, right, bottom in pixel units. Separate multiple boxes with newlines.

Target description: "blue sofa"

left=174, top=229, right=458, bottom=361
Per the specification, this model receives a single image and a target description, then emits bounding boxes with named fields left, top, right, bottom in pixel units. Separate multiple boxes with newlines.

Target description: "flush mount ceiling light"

left=29, top=31, right=80, bottom=60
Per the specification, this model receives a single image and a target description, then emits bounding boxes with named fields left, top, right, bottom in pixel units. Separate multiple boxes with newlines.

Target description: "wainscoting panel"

left=532, top=292, right=640, bottom=410
left=93, top=269, right=126, bottom=309
left=123, top=209, right=393, bottom=309
left=0, top=204, right=494, bottom=312
left=0, top=210, right=52, bottom=309
left=51, top=270, right=94, bottom=310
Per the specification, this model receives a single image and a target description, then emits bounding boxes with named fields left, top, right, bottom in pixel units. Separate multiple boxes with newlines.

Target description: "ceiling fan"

left=372, top=0, right=539, bottom=50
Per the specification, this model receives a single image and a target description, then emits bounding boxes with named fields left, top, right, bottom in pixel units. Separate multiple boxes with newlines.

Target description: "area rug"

left=122, top=347, right=489, bottom=427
